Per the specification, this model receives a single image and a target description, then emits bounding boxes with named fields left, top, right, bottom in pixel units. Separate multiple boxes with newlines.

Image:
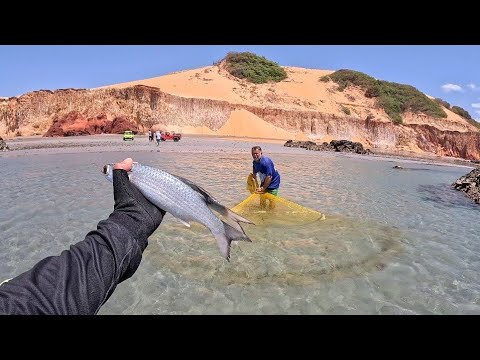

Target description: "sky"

left=1, top=45, right=479, bottom=121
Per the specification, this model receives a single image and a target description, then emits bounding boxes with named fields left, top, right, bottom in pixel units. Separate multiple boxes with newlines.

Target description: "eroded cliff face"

left=409, top=124, right=480, bottom=160
left=1, top=85, right=479, bottom=160
left=0, top=87, right=234, bottom=136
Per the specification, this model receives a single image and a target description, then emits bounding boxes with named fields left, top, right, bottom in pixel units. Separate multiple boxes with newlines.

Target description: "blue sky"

left=1, top=45, right=479, bottom=121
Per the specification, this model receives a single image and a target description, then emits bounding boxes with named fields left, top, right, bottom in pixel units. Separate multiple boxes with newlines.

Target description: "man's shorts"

left=266, top=188, right=279, bottom=196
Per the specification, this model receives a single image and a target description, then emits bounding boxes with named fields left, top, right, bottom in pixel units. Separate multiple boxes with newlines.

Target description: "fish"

left=102, top=162, right=254, bottom=261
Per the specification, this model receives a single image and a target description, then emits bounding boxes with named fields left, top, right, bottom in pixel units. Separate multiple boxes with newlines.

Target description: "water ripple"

left=1, top=147, right=479, bottom=314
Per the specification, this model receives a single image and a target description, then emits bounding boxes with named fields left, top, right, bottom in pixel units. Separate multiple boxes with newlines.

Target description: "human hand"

left=111, top=158, right=166, bottom=240
left=113, top=157, right=134, bottom=171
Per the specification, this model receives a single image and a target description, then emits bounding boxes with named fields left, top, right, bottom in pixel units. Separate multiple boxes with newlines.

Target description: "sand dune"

left=101, top=63, right=476, bottom=133
left=217, top=108, right=307, bottom=141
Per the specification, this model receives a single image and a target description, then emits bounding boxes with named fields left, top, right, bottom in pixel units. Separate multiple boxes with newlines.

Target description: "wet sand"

left=0, top=134, right=475, bottom=169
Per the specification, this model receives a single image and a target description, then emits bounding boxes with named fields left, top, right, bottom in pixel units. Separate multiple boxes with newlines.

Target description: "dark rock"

left=284, top=139, right=372, bottom=155
left=452, top=168, right=480, bottom=204
left=0, top=136, right=9, bottom=151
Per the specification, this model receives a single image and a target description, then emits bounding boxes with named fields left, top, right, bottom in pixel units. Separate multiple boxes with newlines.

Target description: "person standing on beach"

left=155, top=130, right=161, bottom=146
left=251, top=146, right=281, bottom=209
left=148, top=130, right=153, bottom=142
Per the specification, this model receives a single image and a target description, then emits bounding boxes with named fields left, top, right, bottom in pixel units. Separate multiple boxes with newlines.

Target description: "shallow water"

left=1, top=140, right=479, bottom=314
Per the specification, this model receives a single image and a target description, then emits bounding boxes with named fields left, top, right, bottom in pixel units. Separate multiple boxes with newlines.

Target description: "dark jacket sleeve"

left=0, top=169, right=165, bottom=315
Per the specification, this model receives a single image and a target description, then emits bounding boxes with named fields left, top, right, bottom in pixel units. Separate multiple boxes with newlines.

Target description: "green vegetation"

left=431, top=99, right=480, bottom=130
left=451, top=106, right=472, bottom=120
left=434, top=98, right=450, bottom=109
left=320, top=69, right=447, bottom=124
left=223, top=52, right=287, bottom=84
left=433, top=101, right=480, bottom=130
left=451, top=106, right=480, bottom=129
left=320, top=69, right=376, bottom=92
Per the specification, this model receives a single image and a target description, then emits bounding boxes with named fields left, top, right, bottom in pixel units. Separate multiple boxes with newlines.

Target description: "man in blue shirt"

left=251, top=146, right=281, bottom=209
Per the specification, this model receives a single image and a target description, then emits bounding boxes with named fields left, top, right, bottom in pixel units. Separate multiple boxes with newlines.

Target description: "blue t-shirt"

left=253, top=155, right=281, bottom=189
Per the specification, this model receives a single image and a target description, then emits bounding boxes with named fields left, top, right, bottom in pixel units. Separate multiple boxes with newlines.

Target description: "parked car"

left=123, top=130, right=135, bottom=141
left=161, top=131, right=182, bottom=142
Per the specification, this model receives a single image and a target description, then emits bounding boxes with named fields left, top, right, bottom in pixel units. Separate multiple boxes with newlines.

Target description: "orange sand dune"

left=99, top=65, right=382, bottom=119
left=217, top=108, right=307, bottom=141
left=161, top=108, right=307, bottom=141
left=98, top=64, right=479, bottom=135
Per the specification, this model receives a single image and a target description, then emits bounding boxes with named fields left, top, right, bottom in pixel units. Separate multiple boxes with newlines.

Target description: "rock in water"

left=0, top=136, right=9, bottom=151
left=452, top=168, right=480, bottom=204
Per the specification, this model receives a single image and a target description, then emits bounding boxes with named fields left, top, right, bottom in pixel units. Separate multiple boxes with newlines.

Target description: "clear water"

left=1, top=138, right=479, bottom=314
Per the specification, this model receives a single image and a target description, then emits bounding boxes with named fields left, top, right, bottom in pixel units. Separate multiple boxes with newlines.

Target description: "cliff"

left=1, top=64, right=479, bottom=160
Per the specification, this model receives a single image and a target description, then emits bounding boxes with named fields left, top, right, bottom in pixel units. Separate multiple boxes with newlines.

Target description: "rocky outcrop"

left=44, top=111, right=138, bottom=137
left=0, top=86, right=234, bottom=136
left=1, top=85, right=479, bottom=160
left=409, top=124, right=480, bottom=160
left=284, top=139, right=371, bottom=154
left=0, top=136, right=9, bottom=151
left=452, top=168, right=480, bottom=204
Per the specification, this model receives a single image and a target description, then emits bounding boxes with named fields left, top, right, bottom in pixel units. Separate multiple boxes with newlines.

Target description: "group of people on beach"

left=0, top=146, right=281, bottom=314
left=148, top=130, right=162, bottom=145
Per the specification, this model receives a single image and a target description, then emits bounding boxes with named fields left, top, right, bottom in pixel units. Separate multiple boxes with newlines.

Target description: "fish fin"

left=172, top=174, right=255, bottom=228
left=222, top=220, right=252, bottom=243
left=208, top=202, right=255, bottom=226
left=213, top=220, right=252, bottom=261
left=172, top=175, right=211, bottom=200
left=176, top=218, right=191, bottom=227
left=173, top=175, right=224, bottom=205
left=213, top=232, right=232, bottom=261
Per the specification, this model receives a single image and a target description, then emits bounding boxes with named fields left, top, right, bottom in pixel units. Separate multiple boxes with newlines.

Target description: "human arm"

left=258, top=176, right=273, bottom=192
left=255, top=175, right=272, bottom=193
left=0, top=158, right=166, bottom=315
left=255, top=157, right=275, bottom=193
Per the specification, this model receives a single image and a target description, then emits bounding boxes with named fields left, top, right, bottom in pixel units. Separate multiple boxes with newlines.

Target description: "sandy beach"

left=1, top=134, right=475, bottom=170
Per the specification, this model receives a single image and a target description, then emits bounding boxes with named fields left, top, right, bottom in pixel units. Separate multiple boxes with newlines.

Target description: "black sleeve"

left=0, top=169, right=166, bottom=315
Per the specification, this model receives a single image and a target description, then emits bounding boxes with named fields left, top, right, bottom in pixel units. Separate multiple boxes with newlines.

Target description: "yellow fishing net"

left=231, top=174, right=326, bottom=226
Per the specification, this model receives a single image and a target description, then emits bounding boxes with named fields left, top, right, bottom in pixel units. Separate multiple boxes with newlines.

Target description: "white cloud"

left=472, top=103, right=480, bottom=109
left=467, top=83, right=477, bottom=90
left=441, top=83, right=464, bottom=92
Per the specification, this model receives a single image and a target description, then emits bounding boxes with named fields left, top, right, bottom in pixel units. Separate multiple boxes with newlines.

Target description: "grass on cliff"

left=222, top=52, right=287, bottom=84
left=434, top=98, right=480, bottom=129
left=320, top=69, right=447, bottom=124
left=451, top=106, right=480, bottom=129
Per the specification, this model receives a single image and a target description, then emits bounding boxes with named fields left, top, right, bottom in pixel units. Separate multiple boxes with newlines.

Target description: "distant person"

left=0, top=158, right=166, bottom=315
left=251, top=146, right=281, bottom=209
left=148, top=130, right=153, bottom=142
left=155, top=131, right=161, bottom=146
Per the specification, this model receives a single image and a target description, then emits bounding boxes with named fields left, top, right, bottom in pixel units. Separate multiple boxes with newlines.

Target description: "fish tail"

left=214, top=220, right=252, bottom=261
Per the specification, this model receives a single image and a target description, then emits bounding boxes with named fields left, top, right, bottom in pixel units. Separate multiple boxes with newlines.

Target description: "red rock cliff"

left=1, top=81, right=479, bottom=160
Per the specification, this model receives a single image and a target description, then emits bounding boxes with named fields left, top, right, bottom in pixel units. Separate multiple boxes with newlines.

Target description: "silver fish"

left=102, top=162, right=254, bottom=260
